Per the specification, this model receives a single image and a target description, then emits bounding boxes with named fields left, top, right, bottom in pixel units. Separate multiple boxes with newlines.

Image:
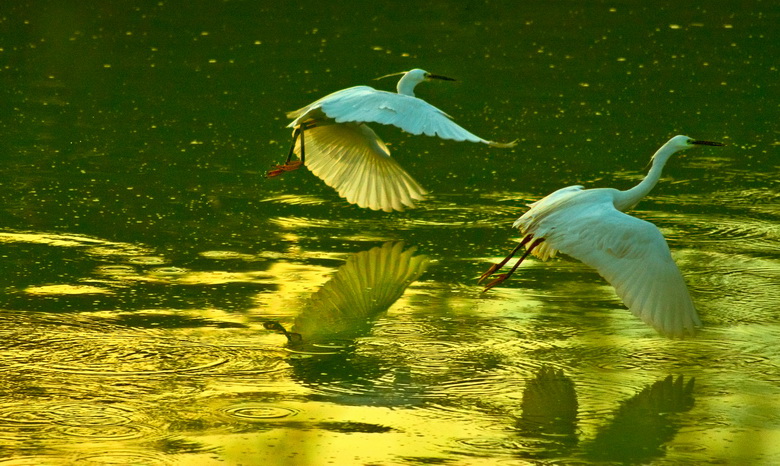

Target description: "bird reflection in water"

left=263, top=321, right=302, bottom=343
left=264, top=242, right=429, bottom=345
left=583, top=375, right=696, bottom=462
left=516, top=366, right=579, bottom=451
left=515, top=368, right=695, bottom=463
left=265, top=242, right=429, bottom=405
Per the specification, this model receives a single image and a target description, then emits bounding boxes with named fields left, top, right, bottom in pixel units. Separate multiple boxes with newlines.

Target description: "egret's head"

left=405, top=68, right=428, bottom=83
left=389, top=68, right=456, bottom=96
left=649, top=135, right=724, bottom=166
left=421, top=69, right=456, bottom=82
left=400, top=69, right=456, bottom=85
left=669, top=134, right=724, bottom=151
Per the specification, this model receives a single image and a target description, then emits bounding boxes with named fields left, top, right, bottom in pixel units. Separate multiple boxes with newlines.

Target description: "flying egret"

left=267, top=68, right=516, bottom=212
left=479, top=135, right=724, bottom=337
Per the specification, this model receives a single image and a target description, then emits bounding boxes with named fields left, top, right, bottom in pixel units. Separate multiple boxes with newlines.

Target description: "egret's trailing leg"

left=482, top=238, right=545, bottom=292
left=299, top=122, right=307, bottom=163
left=267, top=122, right=315, bottom=177
left=478, top=235, right=534, bottom=284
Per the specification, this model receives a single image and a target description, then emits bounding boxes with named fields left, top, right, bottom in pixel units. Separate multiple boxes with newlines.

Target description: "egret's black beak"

left=691, top=140, right=725, bottom=146
left=426, top=73, right=456, bottom=81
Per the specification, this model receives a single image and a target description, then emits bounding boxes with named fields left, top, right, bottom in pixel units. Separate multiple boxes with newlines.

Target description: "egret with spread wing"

left=268, top=68, right=516, bottom=212
left=479, top=135, right=724, bottom=337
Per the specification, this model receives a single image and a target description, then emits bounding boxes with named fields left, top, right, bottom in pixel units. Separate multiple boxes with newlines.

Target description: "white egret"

left=479, top=135, right=724, bottom=337
left=268, top=68, right=516, bottom=212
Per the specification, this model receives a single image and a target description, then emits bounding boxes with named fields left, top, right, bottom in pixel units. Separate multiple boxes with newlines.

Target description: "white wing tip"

left=487, top=139, right=518, bottom=149
left=633, top=302, right=702, bottom=338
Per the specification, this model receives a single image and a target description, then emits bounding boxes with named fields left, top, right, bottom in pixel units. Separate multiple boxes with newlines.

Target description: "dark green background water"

left=1, top=1, right=778, bottom=464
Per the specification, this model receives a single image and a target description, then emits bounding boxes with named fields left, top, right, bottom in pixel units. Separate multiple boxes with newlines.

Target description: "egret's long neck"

left=396, top=73, right=419, bottom=96
left=614, top=142, right=680, bottom=212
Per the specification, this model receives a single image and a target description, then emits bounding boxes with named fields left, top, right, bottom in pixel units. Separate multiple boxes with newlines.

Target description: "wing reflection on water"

left=265, top=242, right=429, bottom=407
left=514, top=369, right=695, bottom=463
left=582, top=375, right=696, bottom=463
left=266, top=242, right=429, bottom=345
left=516, top=366, right=579, bottom=456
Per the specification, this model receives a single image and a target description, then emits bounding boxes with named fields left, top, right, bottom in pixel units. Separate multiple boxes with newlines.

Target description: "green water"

left=1, top=1, right=778, bottom=464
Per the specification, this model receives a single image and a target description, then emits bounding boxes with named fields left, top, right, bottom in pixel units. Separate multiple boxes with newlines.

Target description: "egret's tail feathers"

left=294, top=123, right=427, bottom=212
left=487, top=139, right=518, bottom=149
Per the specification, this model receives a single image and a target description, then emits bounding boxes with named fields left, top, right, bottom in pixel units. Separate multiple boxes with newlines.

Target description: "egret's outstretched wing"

left=542, top=202, right=700, bottom=337
left=292, top=242, right=430, bottom=341
left=289, top=86, right=515, bottom=148
left=293, top=122, right=427, bottom=212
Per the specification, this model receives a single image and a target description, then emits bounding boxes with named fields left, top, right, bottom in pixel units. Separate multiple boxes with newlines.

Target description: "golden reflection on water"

left=2, top=167, right=780, bottom=463
left=24, top=284, right=115, bottom=295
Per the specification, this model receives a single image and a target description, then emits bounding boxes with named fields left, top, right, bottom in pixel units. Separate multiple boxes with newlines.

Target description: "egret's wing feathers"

left=293, top=122, right=427, bottom=212
left=291, top=86, right=514, bottom=147
left=546, top=204, right=700, bottom=337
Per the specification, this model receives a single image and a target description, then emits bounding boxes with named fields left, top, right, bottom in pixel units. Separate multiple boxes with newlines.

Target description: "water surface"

left=1, top=1, right=778, bottom=464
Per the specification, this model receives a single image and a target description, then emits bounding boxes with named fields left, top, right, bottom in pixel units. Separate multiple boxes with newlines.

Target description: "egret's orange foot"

left=266, top=161, right=303, bottom=178
left=482, top=273, right=510, bottom=292
left=477, top=263, right=502, bottom=284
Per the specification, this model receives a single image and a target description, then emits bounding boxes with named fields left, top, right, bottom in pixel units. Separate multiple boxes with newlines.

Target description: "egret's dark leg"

left=478, top=235, right=533, bottom=284
left=482, top=237, right=545, bottom=292
left=284, top=127, right=301, bottom=164
left=299, top=123, right=306, bottom=164
left=267, top=124, right=309, bottom=178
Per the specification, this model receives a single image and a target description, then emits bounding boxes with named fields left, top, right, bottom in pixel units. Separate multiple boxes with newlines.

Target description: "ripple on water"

left=684, top=251, right=780, bottom=327
left=70, top=450, right=173, bottom=465
left=263, top=194, right=329, bottom=206
left=454, top=436, right=517, bottom=458
left=24, top=337, right=230, bottom=376
left=0, top=313, right=287, bottom=378
left=198, top=250, right=259, bottom=261
left=428, top=373, right=523, bottom=398
left=0, top=456, right=64, bottom=465
left=681, top=213, right=779, bottom=248
left=0, top=401, right=161, bottom=443
left=221, top=404, right=300, bottom=421
left=372, top=320, right=449, bottom=339
left=59, top=424, right=148, bottom=441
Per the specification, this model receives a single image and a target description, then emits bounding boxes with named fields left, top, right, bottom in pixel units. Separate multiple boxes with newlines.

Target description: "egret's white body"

left=480, top=135, right=723, bottom=337
left=269, top=69, right=516, bottom=212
